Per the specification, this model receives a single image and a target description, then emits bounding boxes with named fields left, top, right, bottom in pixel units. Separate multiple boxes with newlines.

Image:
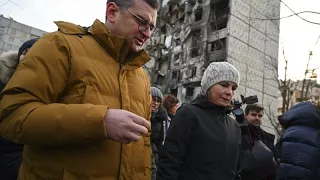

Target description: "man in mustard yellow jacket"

left=0, top=0, right=159, bottom=179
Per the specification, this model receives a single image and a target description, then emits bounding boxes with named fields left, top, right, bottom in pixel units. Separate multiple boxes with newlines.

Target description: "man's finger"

left=121, top=139, right=131, bottom=144
left=124, top=131, right=141, bottom=142
left=128, top=122, right=148, bottom=136
left=131, top=115, right=150, bottom=129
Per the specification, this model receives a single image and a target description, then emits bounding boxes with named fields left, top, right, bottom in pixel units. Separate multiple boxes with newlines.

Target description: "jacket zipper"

left=117, top=54, right=124, bottom=180
left=222, top=115, right=229, bottom=175
left=118, top=63, right=123, bottom=109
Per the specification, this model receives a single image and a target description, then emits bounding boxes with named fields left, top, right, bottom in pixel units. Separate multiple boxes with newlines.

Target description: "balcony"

left=207, top=49, right=227, bottom=62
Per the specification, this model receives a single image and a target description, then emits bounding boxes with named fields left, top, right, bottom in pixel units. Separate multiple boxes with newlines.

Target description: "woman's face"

left=207, top=81, right=237, bottom=107
left=151, top=97, right=161, bottom=111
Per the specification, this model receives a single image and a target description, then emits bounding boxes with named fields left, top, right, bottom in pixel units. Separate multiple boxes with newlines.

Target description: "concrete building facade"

left=0, top=15, right=47, bottom=54
left=145, top=0, right=281, bottom=134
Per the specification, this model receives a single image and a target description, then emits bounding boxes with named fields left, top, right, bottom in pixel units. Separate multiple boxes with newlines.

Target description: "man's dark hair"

left=107, top=0, right=160, bottom=9
left=245, top=104, right=264, bottom=115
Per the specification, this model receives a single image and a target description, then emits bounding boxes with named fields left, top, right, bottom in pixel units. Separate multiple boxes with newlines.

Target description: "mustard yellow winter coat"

left=0, top=19, right=152, bottom=180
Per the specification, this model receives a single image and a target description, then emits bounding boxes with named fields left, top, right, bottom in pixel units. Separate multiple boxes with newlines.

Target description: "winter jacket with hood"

left=240, top=124, right=277, bottom=180
left=0, top=51, right=23, bottom=180
left=277, top=101, right=320, bottom=180
left=0, top=19, right=152, bottom=180
left=156, top=95, right=241, bottom=180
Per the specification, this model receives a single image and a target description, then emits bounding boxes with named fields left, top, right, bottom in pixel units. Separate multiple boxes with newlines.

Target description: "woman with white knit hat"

left=157, top=62, right=242, bottom=180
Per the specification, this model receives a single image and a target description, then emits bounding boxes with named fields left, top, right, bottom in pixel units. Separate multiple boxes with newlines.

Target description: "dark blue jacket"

left=277, top=102, right=320, bottom=180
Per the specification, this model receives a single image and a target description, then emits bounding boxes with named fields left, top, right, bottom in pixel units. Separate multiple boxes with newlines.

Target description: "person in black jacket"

left=0, top=38, right=38, bottom=180
left=162, top=94, right=179, bottom=121
left=157, top=62, right=242, bottom=180
left=240, top=104, right=278, bottom=180
left=150, top=87, right=169, bottom=163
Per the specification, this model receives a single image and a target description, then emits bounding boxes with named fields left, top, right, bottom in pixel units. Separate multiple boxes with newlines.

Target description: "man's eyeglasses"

left=120, top=7, right=155, bottom=33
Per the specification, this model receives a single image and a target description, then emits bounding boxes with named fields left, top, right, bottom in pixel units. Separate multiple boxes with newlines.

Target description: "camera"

left=232, top=95, right=258, bottom=150
left=232, top=95, right=258, bottom=123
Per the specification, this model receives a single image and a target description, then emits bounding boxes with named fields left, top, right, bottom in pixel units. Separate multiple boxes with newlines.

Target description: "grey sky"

left=1, top=0, right=320, bottom=83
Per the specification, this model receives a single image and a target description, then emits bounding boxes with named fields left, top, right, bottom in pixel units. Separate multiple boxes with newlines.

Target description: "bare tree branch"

left=264, top=104, right=283, bottom=137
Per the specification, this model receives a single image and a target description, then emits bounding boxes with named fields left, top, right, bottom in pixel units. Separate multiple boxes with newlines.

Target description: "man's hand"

left=104, top=109, right=150, bottom=144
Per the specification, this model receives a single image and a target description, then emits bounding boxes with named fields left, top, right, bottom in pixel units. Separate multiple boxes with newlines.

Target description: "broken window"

left=192, top=29, right=201, bottom=40
left=211, top=38, right=226, bottom=51
left=191, top=48, right=199, bottom=58
left=188, top=0, right=197, bottom=5
left=180, top=14, right=185, bottom=23
left=186, top=87, right=194, bottom=97
left=170, top=88, right=178, bottom=97
left=210, top=8, right=228, bottom=31
left=211, top=0, right=229, bottom=9
left=174, top=53, right=180, bottom=61
left=176, top=38, right=182, bottom=46
left=191, top=66, right=197, bottom=77
left=156, top=75, right=165, bottom=85
left=192, top=29, right=201, bottom=47
left=194, top=7, right=203, bottom=22
left=172, top=70, right=180, bottom=79
left=210, top=0, right=229, bottom=32
left=163, top=55, right=169, bottom=61
left=210, top=20, right=227, bottom=31
left=186, top=66, right=197, bottom=77
left=160, top=25, right=167, bottom=34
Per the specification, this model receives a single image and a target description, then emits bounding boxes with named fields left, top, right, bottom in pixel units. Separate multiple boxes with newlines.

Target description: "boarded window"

left=186, top=87, right=194, bottom=97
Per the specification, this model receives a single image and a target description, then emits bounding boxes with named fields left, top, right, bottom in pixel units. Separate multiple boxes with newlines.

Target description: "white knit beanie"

left=200, top=62, right=240, bottom=95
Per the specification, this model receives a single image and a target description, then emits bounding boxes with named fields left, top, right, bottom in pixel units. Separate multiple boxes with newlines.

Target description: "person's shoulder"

left=0, top=51, right=19, bottom=84
left=175, top=103, right=198, bottom=117
left=260, top=128, right=276, bottom=140
left=54, top=21, right=87, bottom=35
left=158, top=106, right=168, bottom=116
left=0, top=51, right=18, bottom=67
left=34, top=21, right=88, bottom=45
left=170, top=104, right=199, bottom=127
left=159, top=105, right=166, bottom=112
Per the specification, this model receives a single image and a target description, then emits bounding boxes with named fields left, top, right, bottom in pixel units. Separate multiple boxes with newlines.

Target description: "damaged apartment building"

left=145, top=0, right=280, bottom=133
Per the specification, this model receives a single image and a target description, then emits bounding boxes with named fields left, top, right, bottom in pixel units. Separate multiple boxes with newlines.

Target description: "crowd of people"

left=0, top=0, right=320, bottom=179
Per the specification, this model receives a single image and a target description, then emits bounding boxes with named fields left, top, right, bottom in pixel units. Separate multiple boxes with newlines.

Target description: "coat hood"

left=190, top=94, right=231, bottom=114
left=0, top=51, right=19, bottom=91
left=279, top=101, right=320, bottom=129
left=55, top=19, right=151, bottom=69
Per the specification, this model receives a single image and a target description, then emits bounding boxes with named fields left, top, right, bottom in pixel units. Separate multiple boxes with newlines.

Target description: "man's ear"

left=106, top=2, right=120, bottom=23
